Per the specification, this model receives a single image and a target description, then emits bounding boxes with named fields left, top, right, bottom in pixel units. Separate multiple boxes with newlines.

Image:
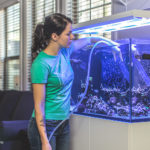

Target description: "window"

left=25, top=0, right=56, bottom=90
left=66, top=0, right=112, bottom=39
left=6, top=3, right=20, bottom=90
left=0, top=10, right=5, bottom=90
left=78, top=0, right=111, bottom=23
left=0, top=0, right=112, bottom=90
left=67, top=0, right=111, bottom=23
left=33, top=0, right=56, bottom=25
left=6, top=59, right=20, bottom=90
left=4, top=3, right=20, bottom=90
left=0, top=3, right=20, bottom=90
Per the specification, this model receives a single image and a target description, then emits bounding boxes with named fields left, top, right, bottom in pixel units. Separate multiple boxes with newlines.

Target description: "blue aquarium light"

left=72, top=10, right=150, bottom=34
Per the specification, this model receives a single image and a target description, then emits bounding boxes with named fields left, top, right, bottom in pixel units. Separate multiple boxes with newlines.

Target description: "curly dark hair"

left=31, top=13, right=72, bottom=59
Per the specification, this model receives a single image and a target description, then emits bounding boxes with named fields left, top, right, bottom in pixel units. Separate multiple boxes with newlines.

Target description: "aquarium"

left=70, top=38, right=150, bottom=122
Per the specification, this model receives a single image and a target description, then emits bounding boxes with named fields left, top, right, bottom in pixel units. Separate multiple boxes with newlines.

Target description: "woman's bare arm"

left=72, top=37, right=123, bottom=61
left=72, top=36, right=119, bottom=51
left=32, top=84, right=51, bottom=149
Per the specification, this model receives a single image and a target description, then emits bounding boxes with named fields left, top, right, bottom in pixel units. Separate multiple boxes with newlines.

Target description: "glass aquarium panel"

left=70, top=38, right=150, bottom=122
left=130, top=39, right=150, bottom=121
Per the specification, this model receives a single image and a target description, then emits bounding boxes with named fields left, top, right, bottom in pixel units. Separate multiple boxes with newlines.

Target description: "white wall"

left=70, top=115, right=150, bottom=150
left=112, top=0, right=150, bottom=40
left=0, top=0, right=18, bottom=10
left=113, top=0, right=150, bottom=13
left=70, top=115, right=129, bottom=150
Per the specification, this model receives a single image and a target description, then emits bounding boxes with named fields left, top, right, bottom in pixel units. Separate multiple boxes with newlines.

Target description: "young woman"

left=27, top=13, right=121, bottom=150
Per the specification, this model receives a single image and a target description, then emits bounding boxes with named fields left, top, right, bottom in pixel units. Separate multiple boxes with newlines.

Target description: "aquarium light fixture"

left=72, top=10, right=150, bottom=34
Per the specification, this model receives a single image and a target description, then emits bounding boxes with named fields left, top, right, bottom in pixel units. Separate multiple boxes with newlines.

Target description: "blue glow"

left=131, top=44, right=137, bottom=51
left=73, top=17, right=150, bottom=34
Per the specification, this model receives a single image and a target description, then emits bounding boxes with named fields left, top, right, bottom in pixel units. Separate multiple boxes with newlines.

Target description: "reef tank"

left=70, top=38, right=150, bottom=122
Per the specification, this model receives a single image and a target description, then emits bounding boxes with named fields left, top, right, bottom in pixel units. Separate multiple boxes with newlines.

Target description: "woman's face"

left=57, top=23, right=74, bottom=48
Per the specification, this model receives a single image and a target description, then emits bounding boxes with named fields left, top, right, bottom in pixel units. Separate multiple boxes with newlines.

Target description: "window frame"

left=72, top=0, right=112, bottom=23
left=4, top=2, right=20, bottom=90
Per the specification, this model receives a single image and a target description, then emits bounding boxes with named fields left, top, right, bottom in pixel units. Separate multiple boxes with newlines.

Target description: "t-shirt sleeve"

left=31, top=62, right=49, bottom=83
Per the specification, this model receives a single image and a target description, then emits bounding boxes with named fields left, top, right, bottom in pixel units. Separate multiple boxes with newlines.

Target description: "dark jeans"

left=27, top=118, right=70, bottom=150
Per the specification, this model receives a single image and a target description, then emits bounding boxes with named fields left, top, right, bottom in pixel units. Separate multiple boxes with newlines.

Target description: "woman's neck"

left=44, top=42, right=61, bottom=56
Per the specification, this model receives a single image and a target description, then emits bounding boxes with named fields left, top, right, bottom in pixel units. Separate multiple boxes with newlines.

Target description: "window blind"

left=25, top=0, right=56, bottom=90
left=5, top=3, right=20, bottom=90
left=77, top=0, right=111, bottom=23
left=0, top=0, right=112, bottom=90
left=66, top=0, right=112, bottom=39
left=0, top=10, right=5, bottom=90
left=66, top=0, right=78, bottom=24
left=34, top=0, right=56, bottom=25
left=25, top=0, right=33, bottom=90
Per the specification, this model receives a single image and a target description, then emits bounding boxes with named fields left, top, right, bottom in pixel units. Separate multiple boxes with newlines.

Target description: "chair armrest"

left=0, top=120, right=29, bottom=140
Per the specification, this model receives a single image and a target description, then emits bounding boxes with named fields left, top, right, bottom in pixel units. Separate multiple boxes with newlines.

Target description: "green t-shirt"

left=31, top=45, right=74, bottom=120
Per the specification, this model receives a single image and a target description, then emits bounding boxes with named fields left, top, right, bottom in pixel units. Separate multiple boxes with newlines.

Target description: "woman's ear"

left=51, top=33, right=59, bottom=42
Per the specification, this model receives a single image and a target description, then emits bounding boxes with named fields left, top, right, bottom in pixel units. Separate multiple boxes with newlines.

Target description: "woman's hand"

left=32, top=83, right=51, bottom=150
left=90, top=37, right=123, bottom=61
left=73, top=36, right=123, bottom=61
left=42, top=142, right=52, bottom=150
